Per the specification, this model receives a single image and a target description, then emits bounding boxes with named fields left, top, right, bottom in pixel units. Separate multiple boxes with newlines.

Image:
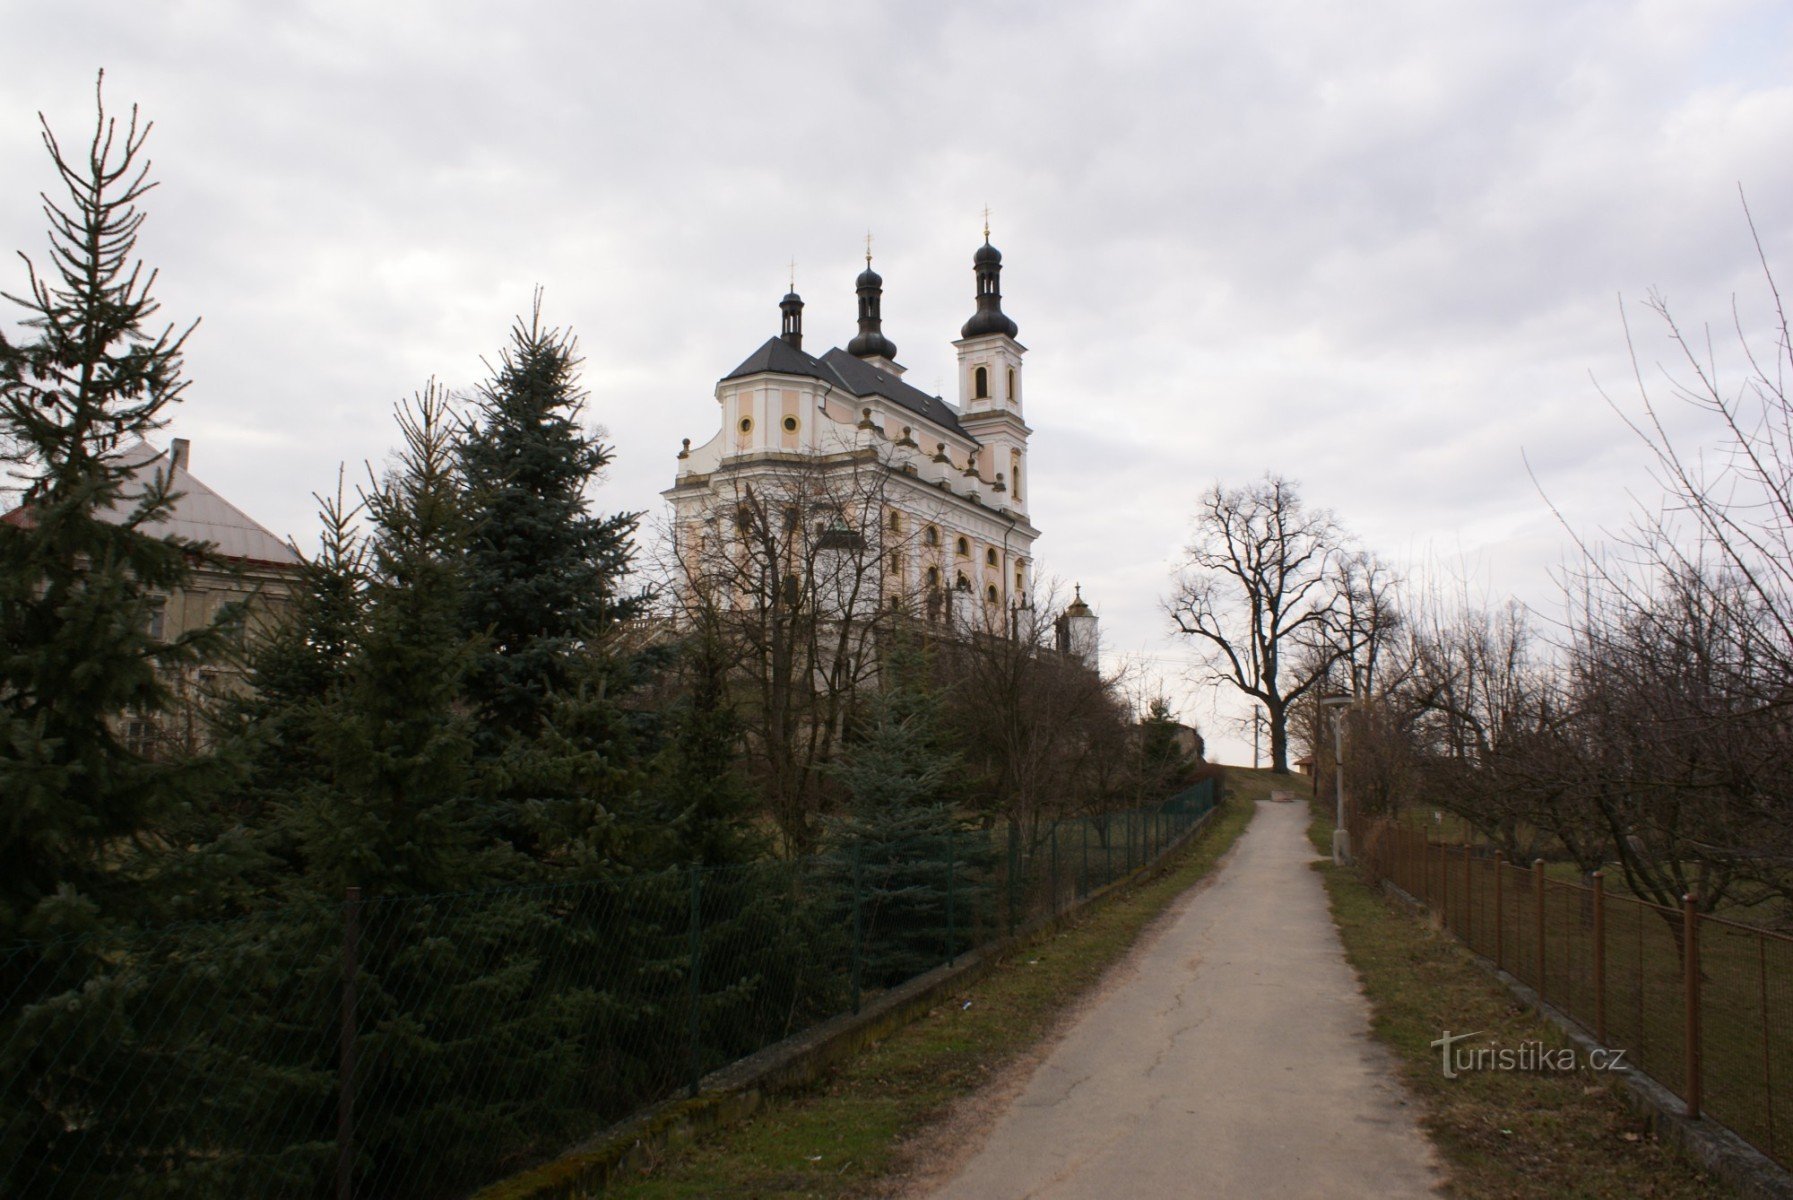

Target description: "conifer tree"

left=460, top=295, right=646, bottom=741
left=825, top=647, right=984, bottom=986
left=0, top=75, right=217, bottom=944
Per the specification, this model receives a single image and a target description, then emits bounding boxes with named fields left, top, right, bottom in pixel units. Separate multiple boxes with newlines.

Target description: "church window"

left=889, top=510, right=903, bottom=533
left=925, top=524, right=939, bottom=546
left=1016, top=569, right=1024, bottom=590
left=956, top=572, right=971, bottom=592
left=986, top=584, right=999, bottom=604
left=738, top=416, right=753, bottom=434
left=974, top=366, right=989, bottom=399
left=956, top=536, right=970, bottom=556
left=782, top=415, right=799, bottom=432
left=1012, top=463, right=1023, bottom=502
left=985, top=548, right=998, bottom=567
left=926, top=565, right=940, bottom=589
left=1006, top=367, right=1015, bottom=399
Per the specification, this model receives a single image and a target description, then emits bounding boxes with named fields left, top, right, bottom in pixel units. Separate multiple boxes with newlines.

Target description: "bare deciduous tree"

left=1166, top=474, right=1353, bottom=773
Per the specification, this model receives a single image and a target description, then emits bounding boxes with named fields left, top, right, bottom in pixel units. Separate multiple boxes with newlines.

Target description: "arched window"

left=985, top=584, right=999, bottom=604
left=956, top=572, right=971, bottom=592
left=974, top=365, right=988, bottom=399
left=956, top=536, right=970, bottom=556
left=924, top=524, right=940, bottom=546
left=926, top=565, right=940, bottom=589
left=1006, top=366, right=1015, bottom=400
left=985, top=548, right=998, bottom=567
left=889, top=510, right=902, bottom=532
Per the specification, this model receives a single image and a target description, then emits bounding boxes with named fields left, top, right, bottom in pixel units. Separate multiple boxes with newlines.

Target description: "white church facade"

left=663, top=233, right=1097, bottom=664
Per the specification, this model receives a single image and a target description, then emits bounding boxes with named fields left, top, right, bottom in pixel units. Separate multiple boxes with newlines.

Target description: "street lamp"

left=1319, top=694, right=1353, bottom=865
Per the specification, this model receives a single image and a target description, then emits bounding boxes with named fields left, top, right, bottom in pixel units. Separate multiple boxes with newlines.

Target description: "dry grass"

left=1312, top=800, right=1737, bottom=1199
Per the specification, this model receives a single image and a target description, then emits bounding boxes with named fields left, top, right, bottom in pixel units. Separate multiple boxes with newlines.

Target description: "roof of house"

left=721, top=337, right=969, bottom=439
left=3, top=439, right=302, bottom=568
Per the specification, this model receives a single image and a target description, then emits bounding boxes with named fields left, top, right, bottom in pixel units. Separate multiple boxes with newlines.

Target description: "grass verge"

left=601, top=788, right=1257, bottom=1199
left=1308, top=802, right=1734, bottom=1199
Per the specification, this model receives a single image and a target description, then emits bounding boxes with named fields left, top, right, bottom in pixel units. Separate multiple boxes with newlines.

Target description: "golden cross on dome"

left=788, top=259, right=795, bottom=292
left=865, top=230, right=873, bottom=267
left=982, top=205, right=991, bottom=240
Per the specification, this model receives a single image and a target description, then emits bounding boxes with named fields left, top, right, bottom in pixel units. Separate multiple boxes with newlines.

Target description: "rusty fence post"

left=1592, top=871, right=1607, bottom=1044
left=1534, top=859, right=1547, bottom=1002
left=1494, top=850, right=1505, bottom=972
left=1434, top=832, right=1448, bottom=925
left=1464, top=844, right=1475, bottom=948
left=338, top=885, right=361, bottom=1200
left=1685, top=894, right=1702, bottom=1119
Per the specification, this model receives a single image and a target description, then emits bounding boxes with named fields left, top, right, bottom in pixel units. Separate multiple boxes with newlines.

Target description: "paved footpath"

left=923, top=798, right=1441, bottom=1199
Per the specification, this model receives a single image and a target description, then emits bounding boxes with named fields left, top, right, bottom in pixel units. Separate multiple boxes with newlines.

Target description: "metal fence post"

left=1494, top=850, right=1505, bottom=973
left=851, top=847, right=864, bottom=1015
left=688, top=866, right=703, bottom=1098
left=1685, top=894, right=1702, bottom=1119
left=338, top=886, right=361, bottom=1200
left=1080, top=819, right=1089, bottom=898
left=1006, top=823, right=1019, bottom=934
left=1463, top=844, right=1474, bottom=946
left=1593, top=871, right=1607, bottom=1044
left=1442, top=838, right=1452, bottom=929
left=1534, top=859, right=1547, bottom=1003
left=946, top=826, right=957, bottom=966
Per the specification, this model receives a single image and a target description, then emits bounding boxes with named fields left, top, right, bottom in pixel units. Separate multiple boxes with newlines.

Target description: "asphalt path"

left=921, top=797, right=1441, bottom=1199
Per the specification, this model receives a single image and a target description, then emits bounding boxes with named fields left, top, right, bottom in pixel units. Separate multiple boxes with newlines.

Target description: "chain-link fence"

left=1351, top=804, right=1793, bottom=1170
left=0, top=780, right=1217, bottom=1199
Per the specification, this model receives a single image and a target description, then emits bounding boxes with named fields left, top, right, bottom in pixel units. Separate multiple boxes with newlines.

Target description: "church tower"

left=954, top=227, right=1031, bottom=536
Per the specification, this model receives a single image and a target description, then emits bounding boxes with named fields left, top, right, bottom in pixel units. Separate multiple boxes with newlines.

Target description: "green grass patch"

left=1311, top=800, right=1735, bottom=1199
left=601, top=791, right=1257, bottom=1199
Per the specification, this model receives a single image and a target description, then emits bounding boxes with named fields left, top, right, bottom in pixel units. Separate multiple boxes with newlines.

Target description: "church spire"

left=961, top=221, right=1018, bottom=340
left=847, top=233, right=899, bottom=362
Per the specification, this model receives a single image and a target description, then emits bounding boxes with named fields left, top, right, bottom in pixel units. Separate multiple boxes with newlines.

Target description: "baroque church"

left=664, top=231, right=1097, bottom=665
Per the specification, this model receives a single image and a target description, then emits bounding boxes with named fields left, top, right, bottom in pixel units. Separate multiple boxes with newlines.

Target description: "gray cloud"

left=4, top=0, right=1791, bottom=761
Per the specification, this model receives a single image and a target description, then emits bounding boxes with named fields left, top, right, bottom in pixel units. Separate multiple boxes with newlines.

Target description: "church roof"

left=817, top=349, right=966, bottom=437
left=3, top=439, right=302, bottom=568
left=719, top=336, right=968, bottom=438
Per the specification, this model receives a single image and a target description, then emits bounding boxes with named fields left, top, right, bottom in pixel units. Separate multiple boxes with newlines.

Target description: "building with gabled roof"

left=4, top=437, right=303, bottom=751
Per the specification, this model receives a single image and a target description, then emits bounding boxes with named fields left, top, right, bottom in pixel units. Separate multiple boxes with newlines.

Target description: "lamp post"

left=1319, top=695, right=1353, bottom=865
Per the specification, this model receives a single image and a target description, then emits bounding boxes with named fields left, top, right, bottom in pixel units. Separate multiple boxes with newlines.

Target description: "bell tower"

left=954, top=219, right=1030, bottom=516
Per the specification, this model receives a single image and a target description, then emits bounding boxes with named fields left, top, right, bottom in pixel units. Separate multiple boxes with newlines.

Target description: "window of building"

left=1006, top=367, right=1015, bottom=400
left=956, top=536, right=970, bottom=556
left=782, top=415, right=799, bottom=432
left=986, top=584, right=999, bottom=604
left=985, top=548, right=998, bottom=566
left=889, top=510, right=903, bottom=533
left=1015, top=568, right=1025, bottom=590
left=738, top=416, right=753, bottom=434
left=926, top=565, right=940, bottom=589
left=925, top=524, right=939, bottom=546
left=146, top=598, right=166, bottom=641
left=974, top=365, right=988, bottom=398
left=956, top=572, right=971, bottom=592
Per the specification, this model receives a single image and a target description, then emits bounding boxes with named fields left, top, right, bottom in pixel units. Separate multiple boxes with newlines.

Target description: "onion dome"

left=961, top=237, right=1018, bottom=339
left=847, top=251, right=899, bottom=361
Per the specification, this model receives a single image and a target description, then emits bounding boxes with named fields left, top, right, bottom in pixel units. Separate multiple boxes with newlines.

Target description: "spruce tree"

left=0, top=76, right=218, bottom=941
left=460, top=295, right=646, bottom=741
left=825, top=650, right=984, bottom=987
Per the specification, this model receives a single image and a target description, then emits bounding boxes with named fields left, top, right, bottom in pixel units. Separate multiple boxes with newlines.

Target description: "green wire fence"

left=0, top=780, right=1216, bottom=1199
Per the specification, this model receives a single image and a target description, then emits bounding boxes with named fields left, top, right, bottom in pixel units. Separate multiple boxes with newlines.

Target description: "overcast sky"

left=6, top=1, right=1792, bottom=764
